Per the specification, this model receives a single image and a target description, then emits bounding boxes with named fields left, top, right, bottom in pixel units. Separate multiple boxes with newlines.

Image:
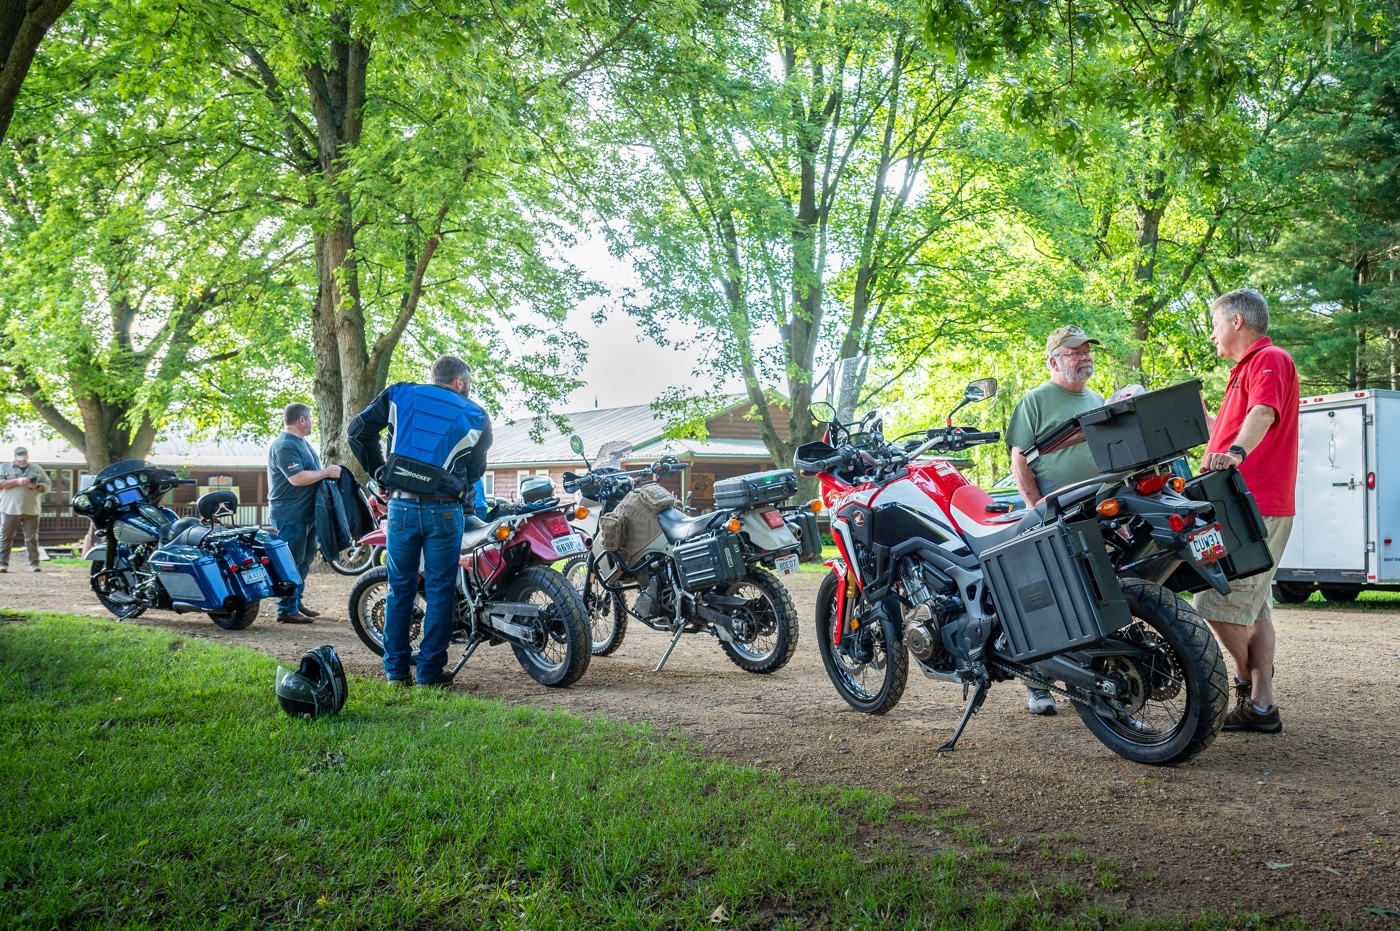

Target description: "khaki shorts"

left=1193, top=515, right=1293, bottom=626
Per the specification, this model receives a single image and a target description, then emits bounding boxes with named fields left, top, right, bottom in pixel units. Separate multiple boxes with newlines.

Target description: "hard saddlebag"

left=713, top=469, right=799, bottom=511
left=152, top=545, right=233, bottom=610
left=788, top=509, right=823, bottom=562
left=980, top=519, right=1133, bottom=663
left=673, top=533, right=745, bottom=590
left=1164, top=467, right=1274, bottom=594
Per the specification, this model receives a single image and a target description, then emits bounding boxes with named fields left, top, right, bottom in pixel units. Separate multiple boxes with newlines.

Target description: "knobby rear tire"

left=506, top=566, right=591, bottom=688
left=1072, top=579, right=1227, bottom=766
left=814, top=570, right=907, bottom=714
left=717, top=568, right=799, bottom=674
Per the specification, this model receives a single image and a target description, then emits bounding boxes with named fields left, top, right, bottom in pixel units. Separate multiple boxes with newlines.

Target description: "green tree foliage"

left=1253, top=3, right=1400, bottom=391
left=0, top=4, right=304, bottom=470
left=579, top=0, right=1027, bottom=471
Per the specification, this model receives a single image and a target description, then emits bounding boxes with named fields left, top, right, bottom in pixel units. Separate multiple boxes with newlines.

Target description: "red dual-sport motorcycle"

left=346, top=477, right=591, bottom=687
left=796, top=367, right=1229, bottom=765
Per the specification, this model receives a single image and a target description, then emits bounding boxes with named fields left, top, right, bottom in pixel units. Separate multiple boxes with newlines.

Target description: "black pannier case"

left=1164, top=467, right=1274, bottom=594
left=788, top=509, right=823, bottom=562
left=980, top=519, right=1133, bottom=663
left=713, top=469, right=799, bottom=510
left=1077, top=380, right=1210, bottom=473
left=673, top=533, right=746, bottom=590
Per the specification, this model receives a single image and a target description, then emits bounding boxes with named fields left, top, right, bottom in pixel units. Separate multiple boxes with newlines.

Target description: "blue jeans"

left=383, top=499, right=463, bottom=682
left=271, top=518, right=317, bottom=616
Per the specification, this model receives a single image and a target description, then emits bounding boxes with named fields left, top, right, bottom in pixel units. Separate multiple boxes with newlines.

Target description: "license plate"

left=776, top=553, right=800, bottom=576
left=241, top=567, right=268, bottom=585
left=1188, top=525, right=1226, bottom=565
left=553, top=533, right=586, bottom=556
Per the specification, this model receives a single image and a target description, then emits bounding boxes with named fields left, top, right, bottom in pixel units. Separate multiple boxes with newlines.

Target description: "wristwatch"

left=1227, top=444, right=1248, bottom=463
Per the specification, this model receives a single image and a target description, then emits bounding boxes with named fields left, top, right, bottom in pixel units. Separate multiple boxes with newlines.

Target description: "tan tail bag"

left=597, top=483, right=680, bottom=563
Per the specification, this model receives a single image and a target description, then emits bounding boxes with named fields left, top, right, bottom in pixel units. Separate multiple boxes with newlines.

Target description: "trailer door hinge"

left=1365, top=414, right=1375, bottom=425
left=1367, top=542, right=1376, bottom=553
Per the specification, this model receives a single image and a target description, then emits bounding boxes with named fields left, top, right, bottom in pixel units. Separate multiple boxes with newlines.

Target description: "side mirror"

left=964, top=378, right=997, bottom=403
left=810, top=401, right=837, bottom=423
left=569, top=435, right=585, bottom=456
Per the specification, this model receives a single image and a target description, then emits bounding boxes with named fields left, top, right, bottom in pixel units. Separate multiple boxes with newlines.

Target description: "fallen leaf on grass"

left=709, top=905, right=728, bottom=923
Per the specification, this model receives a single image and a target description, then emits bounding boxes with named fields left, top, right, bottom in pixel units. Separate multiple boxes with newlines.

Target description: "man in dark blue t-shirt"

left=267, top=403, right=341, bottom=623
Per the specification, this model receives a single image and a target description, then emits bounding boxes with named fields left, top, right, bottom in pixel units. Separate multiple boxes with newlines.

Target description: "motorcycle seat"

left=656, top=507, right=716, bottom=543
left=162, top=518, right=212, bottom=547
left=958, top=476, right=1106, bottom=555
left=460, top=520, right=500, bottom=553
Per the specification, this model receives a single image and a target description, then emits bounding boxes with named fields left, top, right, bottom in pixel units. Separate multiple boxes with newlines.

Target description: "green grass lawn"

left=0, top=611, right=1117, bottom=930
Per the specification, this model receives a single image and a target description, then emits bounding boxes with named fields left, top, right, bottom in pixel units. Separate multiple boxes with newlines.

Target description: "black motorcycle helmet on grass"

left=276, top=645, right=347, bottom=718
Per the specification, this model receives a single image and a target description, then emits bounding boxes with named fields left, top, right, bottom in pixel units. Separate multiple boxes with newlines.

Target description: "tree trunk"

left=0, top=0, right=73, bottom=147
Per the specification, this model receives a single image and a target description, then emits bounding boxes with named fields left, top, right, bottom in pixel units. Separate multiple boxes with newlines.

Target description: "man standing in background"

left=0, top=446, right=50, bottom=572
left=1004, top=325, right=1106, bottom=715
left=267, top=403, right=341, bottom=623
left=1196, top=288, right=1299, bottom=734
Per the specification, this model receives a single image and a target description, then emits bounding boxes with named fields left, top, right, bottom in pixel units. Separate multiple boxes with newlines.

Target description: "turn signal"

left=1096, top=498, right=1121, bottom=518
left=574, top=506, right=589, bottom=520
left=1168, top=513, right=1190, bottom=533
left=1169, top=477, right=1187, bottom=493
left=726, top=518, right=741, bottom=533
left=493, top=524, right=512, bottom=541
left=809, top=498, right=824, bottom=513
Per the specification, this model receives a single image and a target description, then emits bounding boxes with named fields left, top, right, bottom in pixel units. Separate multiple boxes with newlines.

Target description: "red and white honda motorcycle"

left=795, top=359, right=1229, bottom=765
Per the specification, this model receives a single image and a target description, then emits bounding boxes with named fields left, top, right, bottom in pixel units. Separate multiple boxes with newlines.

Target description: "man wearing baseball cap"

left=1003, top=324, right=1106, bottom=715
left=0, top=446, right=51, bottom=572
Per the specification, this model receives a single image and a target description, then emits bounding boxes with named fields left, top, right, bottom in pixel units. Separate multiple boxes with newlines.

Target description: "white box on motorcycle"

left=713, top=469, right=799, bottom=510
left=980, top=519, right=1133, bottom=663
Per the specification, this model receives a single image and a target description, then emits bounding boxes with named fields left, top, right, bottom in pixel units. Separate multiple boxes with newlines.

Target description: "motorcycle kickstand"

left=937, top=679, right=989, bottom=755
left=653, top=618, right=686, bottom=673
left=446, top=640, right=480, bottom=678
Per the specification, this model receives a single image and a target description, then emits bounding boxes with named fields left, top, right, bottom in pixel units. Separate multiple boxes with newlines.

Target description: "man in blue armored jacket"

left=348, top=356, right=493, bottom=687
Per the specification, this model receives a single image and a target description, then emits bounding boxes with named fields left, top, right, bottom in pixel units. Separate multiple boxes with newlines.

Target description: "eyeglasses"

left=1054, top=347, right=1094, bottom=359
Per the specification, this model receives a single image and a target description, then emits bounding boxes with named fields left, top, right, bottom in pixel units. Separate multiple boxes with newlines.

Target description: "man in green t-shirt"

left=1004, top=324, right=1106, bottom=715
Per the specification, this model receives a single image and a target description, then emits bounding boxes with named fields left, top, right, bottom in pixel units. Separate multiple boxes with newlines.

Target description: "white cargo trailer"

left=1273, top=388, right=1400, bottom=603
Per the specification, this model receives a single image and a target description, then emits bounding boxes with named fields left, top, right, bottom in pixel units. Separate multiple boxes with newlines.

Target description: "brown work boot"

left=1224, top=700, right=1282, bottom=733
left=1228, top=677, right=1251, bottom=717
left=276, top=612, right=315, bottom=624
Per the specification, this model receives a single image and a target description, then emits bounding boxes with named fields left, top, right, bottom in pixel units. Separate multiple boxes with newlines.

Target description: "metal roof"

left=13, top=435, right=276, bottom=469
left=488, top=404, right=672, bottom=466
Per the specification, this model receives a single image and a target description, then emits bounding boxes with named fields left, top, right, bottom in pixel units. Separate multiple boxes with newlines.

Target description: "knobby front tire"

left=814, top=569, right=906, bottom=714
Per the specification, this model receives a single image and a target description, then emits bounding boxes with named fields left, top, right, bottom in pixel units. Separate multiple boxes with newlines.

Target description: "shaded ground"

left=5, top=562, right=1398, bottom=923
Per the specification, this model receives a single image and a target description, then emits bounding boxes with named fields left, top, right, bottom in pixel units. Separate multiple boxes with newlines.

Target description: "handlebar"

left=796, top=426, right=1001, bottom=479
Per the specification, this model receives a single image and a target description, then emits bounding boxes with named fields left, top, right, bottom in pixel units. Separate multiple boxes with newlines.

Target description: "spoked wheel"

left=330, top=543, right=380, bottom=576
left=814, top=570, right=906, bottom=714
left=505, top=566, right=590, bottom=687
left=89, top=559, right=146, bottom=619
left=347, top=566, right=424, bottom=658
left=716, top=568, right=799, bottom=674
left=208, top=602, right=259, bottom=630
left=1072, top=580, right=1228, bottom=765
left=562, top=555, right=628, bottom=656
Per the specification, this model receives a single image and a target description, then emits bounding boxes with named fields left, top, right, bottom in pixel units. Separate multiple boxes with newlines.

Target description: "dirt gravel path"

left=5, top=563, right=1398, bottom=922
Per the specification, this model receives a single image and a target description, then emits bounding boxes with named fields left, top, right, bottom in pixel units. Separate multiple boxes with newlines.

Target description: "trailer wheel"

left=1320, top=585, right=1361, bottom=604
left=1272, top=582, right=1312, bottom=604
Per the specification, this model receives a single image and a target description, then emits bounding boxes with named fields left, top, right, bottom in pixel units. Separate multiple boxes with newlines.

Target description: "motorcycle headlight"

left=73, top=493, right=91, bottom=514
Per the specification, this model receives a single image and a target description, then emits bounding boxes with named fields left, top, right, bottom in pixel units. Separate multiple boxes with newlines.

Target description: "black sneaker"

left=417, top=673, right=456, bottom=689
left=1224, top=701, right=1283, bottom=733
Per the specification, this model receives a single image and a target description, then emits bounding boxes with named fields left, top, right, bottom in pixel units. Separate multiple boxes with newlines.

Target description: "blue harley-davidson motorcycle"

left=73, top=460, right=302, bottom=629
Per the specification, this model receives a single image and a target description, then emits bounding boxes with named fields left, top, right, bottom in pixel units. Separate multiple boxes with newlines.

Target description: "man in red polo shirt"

left=1195, top=288, right=1299, bottom=734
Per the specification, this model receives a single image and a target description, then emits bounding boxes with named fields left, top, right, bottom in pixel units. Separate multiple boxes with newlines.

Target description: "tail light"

left=1097, top=498, right=1121, bottom=517
left=1169, top=513, right=1190, bottom=533
left=1368, top=472, right=1376, bottom=489
left=545, top=515, right=572, bottom=537
left=260, top=556, right=270, bottom=565
left=1135, top=473, right=1170, bottom=496
left=762, top=510, right=786, bottom=529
